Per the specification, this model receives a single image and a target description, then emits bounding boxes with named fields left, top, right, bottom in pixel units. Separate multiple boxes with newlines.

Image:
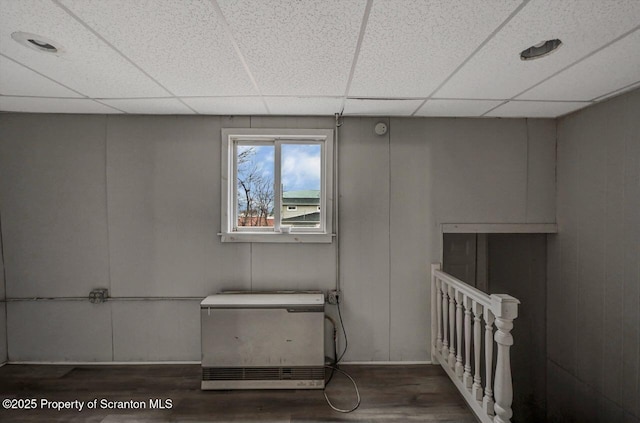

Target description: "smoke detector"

left=374, top=122, right=388, bottom=136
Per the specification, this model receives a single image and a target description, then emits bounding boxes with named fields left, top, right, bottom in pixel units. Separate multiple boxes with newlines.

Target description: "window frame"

left=220, top=128, right=333, bottom=243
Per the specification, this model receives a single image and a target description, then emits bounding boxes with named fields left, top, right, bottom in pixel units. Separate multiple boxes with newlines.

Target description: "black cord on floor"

left=323, top=300, right=359, bottom=413
left=336, top=301, right=348, bottom=363
left=323, top=365, right=361, bottom=413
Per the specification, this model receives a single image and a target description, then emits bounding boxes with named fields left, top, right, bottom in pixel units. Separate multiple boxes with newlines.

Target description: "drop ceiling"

left=0, top=0, right=638, bottom=118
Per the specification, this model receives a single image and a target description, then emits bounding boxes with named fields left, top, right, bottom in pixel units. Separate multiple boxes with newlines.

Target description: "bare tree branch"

left=237, top=147, right=274, bottom=227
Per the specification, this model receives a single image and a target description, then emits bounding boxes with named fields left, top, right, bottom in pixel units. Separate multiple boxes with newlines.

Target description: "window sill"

left=219, top=232, right=334, bottom=243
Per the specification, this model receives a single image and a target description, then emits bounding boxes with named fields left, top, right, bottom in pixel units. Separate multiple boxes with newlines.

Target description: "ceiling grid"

left=208, top=0, right=270, bottom=114
left=340, top=0, right=374, bottom=114
left=51, top=0, right=199, bottom=114
left=0, top=0, right=638, bottom=117
left=412, top=0, right=532, bottom=117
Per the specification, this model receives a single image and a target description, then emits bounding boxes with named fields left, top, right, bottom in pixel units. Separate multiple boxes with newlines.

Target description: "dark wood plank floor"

left=0, top=364, right=476, bottom=422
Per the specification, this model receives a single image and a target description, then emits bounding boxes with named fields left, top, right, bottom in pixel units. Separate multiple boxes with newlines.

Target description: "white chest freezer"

left=200, top=291, right=325, bottom=390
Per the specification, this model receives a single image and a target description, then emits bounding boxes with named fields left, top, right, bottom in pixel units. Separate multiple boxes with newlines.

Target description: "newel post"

left=490, top=294, right=520, bottom=423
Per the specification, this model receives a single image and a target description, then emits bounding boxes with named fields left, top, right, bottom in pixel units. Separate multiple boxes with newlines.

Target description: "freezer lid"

left=201, top=292, right=324, bottom=307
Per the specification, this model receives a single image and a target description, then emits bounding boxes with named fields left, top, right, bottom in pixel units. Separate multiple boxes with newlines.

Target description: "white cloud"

left=281, top=145, right=321, bottom=191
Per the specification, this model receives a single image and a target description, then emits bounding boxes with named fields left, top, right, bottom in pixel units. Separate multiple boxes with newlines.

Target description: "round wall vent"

left=520, top=39, right=562, bottom=61
left=11, top=32, right=65, bottom=54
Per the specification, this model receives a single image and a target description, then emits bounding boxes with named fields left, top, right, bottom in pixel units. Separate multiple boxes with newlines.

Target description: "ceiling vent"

left=11, top=32, right=64, bottom=54
left=520, top=39, right=562, bottom=60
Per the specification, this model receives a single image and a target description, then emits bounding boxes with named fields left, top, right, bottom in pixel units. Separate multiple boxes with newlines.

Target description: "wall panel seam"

left=104, top=115, right=115, bottom=361
left=387, top=118, right=391, bottom=361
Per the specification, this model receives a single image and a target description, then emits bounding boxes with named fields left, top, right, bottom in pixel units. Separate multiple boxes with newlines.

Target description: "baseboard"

left=341, top=360, right=432, bottom=365
left=7, top=360, right=201, bottom=365
left=6, top=360, right=432, bottom=366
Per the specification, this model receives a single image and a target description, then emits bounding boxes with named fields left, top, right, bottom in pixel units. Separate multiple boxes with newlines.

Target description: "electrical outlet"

left=89, top=288, right=109, bottom=304
left=327, top=290, right=341, bottom=305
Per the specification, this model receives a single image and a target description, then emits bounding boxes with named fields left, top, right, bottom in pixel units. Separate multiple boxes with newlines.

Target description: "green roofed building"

left=281, top=190, right=320, bottom=227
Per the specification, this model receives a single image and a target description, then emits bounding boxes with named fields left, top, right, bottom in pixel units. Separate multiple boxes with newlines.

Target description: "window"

left=221, top=128, right=333, bottom=243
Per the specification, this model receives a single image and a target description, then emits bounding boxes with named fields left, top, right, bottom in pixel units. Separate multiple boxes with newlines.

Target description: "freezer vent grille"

left=202, top=367, right=324, bottom=381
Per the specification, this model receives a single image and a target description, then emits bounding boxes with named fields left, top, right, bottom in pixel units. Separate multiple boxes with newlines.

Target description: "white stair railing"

left=430, top=263, right=519, bottom=423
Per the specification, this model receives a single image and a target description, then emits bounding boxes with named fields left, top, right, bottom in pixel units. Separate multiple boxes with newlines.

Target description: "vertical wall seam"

left=104, top=115, right=115, bottom=362
left=620, top=111, right=628, bottom=411
left=554, top=120, right=559, bottom=223
left=620, top=107, right=628, bottom=413
left=104, top=116, right=113, bottom=294
left=601, top=115, right=609, bottom=400
left=387, top=117, right=392, bottom=361
left=548, top=118, right=558, bottom=420
left=574, top=120, right=580, bottom=382
left=525, top=118, right=530, bottom=222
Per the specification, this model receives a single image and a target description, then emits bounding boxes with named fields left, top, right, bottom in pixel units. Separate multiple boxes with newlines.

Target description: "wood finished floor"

left=0, top=364, right=476, bottom=422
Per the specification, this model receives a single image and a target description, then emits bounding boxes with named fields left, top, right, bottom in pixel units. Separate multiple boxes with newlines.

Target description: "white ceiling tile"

left=518, top=29, right=640, bottom=101
left=60, top=0, right=257, bottom=97
left=349, top=0, right=522, bottom=98
left=486, top=101, right=590, bottom=118
left=438, top=0, right=640, bottom=100
left=99, top=98, right=193, bottom=114
left=0, top=0, right=166, bottom=98
left=265, top=97, right=342, bottom=115
left=0, top=55, right=82, bottom=98
left=416, top=99, right=504, bottom=117
left=181, top=97, right=267, bottom=115
left=0, top=96, right=122, bottom=114
left=344, top=99, right=423, bottom=116
left=217, top=0, right=366, bottom=96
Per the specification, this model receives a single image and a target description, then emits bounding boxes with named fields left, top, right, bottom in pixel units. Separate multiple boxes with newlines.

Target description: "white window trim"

left=220, top=128, right=334, bottom=243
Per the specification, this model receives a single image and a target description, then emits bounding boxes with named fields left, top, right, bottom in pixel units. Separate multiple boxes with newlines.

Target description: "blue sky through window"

left=238, top=143, right=320, bottom=193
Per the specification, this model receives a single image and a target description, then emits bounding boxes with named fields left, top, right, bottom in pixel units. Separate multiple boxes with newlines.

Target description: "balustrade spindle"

left=483, top=309, right=495, bottom=416
left=492, top=294, right=519, bottom=423
left=436, top=277, right=442, bottom=352
left=472, top=301, right=483, bottom=401
left=448, top=285, right=456, bottom=369
left=463, top=295, right=473, bottom=389
left=430, top=265, right=519, bottom=423
left=441, top=281, right=449, bottom=360
left=431, top=264, right=440, bottom=356
left=455, top=291, right=464, bottom=378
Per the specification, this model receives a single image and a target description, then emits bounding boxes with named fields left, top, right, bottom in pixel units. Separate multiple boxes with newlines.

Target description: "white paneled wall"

left=111, top=301, right=201, bottom=361
left=7, top=301, right=112, bottom=362
left=106, top=115, right=252, bottom=298
left=0, top=302, right=5, bottom=364
left=389, top=117, right=556, bottom=362
left=339, top=118, right=391, bottom=361
left=0, top=246, right=6, bottom=363
left=548, top=88, right=640, bottom=421
left=0, top=115, right=110, bottom=298
left=525, top=120, right=557, bottom=223
left=0, top=113, right=555, bottom=362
